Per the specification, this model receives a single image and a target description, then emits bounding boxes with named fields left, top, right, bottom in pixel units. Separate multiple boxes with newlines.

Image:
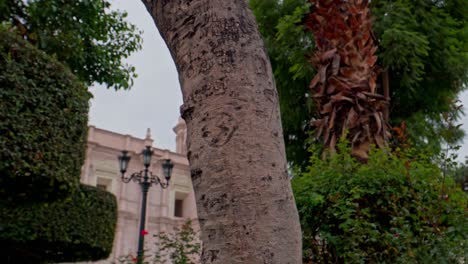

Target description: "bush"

left=0, top=29, right=91, bottom=203
left=116, top=220, right=201, bottom=264
left=293, top=142, right=467, bottom=263
left=0, top=184, right=118, bottom=263
left=154, top=220, right=201, bottom=264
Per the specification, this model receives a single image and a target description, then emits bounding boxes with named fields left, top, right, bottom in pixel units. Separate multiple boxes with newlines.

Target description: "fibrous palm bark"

left=305, top=0, right=389, bottom=161
left=140, top=1, right=302, bottom=263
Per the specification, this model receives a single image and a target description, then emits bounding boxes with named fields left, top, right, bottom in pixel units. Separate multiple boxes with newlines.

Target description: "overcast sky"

left=88, top=0, right=468, bottom=161
left=89, top=0, right=182, bottom=151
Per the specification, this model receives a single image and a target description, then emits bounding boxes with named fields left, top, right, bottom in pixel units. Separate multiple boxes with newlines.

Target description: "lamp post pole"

left=118, top=146, right=174, bottom=264
left=136, top=168, right=150, bottom=263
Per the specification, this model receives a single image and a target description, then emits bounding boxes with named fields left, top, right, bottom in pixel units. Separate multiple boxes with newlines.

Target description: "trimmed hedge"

left=0, top=184, right=118, bottom=263
left=0, top=30, right=91, bottom=202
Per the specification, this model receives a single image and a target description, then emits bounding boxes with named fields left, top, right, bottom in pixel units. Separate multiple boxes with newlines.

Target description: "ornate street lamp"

left=118, top=146, right=174, bottom=264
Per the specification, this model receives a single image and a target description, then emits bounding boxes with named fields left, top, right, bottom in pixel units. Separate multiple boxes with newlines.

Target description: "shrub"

left=293, top=142, right=467, bottom=263
left=153, top=220, right=201, bottom=264
left=0, top=29, right=91, bottom=203
left=116, top=220, right=201, bottom=264
left=0, top=184, right=118, bottom=263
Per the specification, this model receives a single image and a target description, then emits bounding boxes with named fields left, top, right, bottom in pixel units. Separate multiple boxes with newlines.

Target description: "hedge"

left=0, top=184, right=118, bottom=263
left=0, top=29, right=91, bottom=202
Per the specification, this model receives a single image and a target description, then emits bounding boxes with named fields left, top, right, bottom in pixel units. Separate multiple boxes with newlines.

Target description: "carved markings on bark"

left=143, top=1, right=302, bottom=263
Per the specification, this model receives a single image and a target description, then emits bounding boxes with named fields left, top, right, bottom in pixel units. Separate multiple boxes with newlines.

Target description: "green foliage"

left=442, top=152, right=468, bottom=193
left=0, top=3, right=122, bottom=262
left=1, top=0, right=142, bottom=90
left=0, top=184, right=118, bottom=263
left=250, top=0, right=315, bottom=169
left=116, top=220, right=201, bottom=264
left=250, top=0, right=468, bottom=164
left=452, top=165, right=468, bottom=193
left=0, top=0, right=21, bottom=22
left=293, top=141, right=467, bottom=263
left=379, top=27, right=429, bottom=87
left=154, top=220, right=201, bottom=264
left=371, top=0, right=468, bottom=153
left=0, top=30, right=91, bottom=202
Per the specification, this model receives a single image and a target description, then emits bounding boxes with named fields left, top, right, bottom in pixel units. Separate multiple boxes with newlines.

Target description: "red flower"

left=393, top=233, right=400, bottom=238
left=141, top=229, right=149, bottom=236
left=132, top=257, right=137, bottom=262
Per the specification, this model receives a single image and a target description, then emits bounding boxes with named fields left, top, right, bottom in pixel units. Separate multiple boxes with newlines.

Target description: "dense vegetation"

left=293, top=142, right=467, bottom=263
left=251, top=0, right=468, bottom=262
left=0, top=28, right=117, bottom=263
left=0, top=0, right=142, bottom=89
left=0, top=185, right=117, bottom=263
left=250, top=0, right=468, bottom=167
left=0, top=29, right=90, bottom=202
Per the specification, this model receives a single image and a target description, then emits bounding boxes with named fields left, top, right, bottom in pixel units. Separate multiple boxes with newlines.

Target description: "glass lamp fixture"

left=118, top=150, right=131, bottom=174
left=142, top=146, right=152, bottom=167
left=162, top=159, right=174, bottom=181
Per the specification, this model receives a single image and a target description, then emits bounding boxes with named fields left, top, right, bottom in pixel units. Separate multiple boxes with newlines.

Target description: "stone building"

left=80, top=118, right=197, bottom=262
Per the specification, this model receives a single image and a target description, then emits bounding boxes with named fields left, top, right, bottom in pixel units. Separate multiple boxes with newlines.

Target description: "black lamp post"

left=118, top=146, right=174, bottom=264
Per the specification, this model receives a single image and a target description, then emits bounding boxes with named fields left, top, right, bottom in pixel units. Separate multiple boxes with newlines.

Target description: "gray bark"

left=141, top=1, right=302, bottom=263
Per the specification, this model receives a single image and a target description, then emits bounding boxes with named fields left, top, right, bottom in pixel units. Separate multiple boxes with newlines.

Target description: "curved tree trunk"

left=141, top=1, right=302, bottom=263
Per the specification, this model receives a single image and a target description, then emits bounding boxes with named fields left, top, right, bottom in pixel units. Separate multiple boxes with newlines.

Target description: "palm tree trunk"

left=141, top=1, right=302, bottom=263
left=305, top=0, right=389, bottom=161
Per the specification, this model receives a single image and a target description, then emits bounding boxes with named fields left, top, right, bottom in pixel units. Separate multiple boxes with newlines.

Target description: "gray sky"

left=89, top=0, right=468, bottom=160
left=89, top=0, right=182, bottom=151
left=455, top=90, right=468, bottom=162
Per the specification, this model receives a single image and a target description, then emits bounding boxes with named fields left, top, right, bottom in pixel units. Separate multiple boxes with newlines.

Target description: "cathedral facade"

left=80, top=118, right=197, bottom=262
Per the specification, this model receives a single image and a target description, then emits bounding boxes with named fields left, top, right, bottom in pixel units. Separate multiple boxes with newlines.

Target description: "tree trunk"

left=382, top=69, right=390, bottom=123
left=305, top=0, right=389, bottom=161
left=141, top=1, right=302, bottom=263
